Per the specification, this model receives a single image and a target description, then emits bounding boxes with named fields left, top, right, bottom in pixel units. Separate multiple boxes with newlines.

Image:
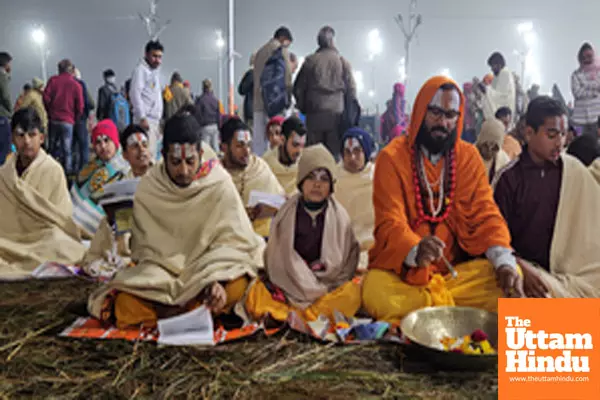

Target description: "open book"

left=97, top=178, right=140, bottom=207
left=246, top=190, right=287, bottom=220
left=157, top=306, right=214, bottom=346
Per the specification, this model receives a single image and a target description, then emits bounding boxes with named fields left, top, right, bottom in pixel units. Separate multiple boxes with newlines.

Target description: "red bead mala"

left=410, top=145, right=457, bottom=231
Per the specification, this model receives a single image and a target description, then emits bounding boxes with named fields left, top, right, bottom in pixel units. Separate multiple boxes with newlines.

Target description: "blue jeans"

left=72, top=118, right=89, bottom=174
left=0, top=117, right=10, bottom=165
left=49, top=121, right=74, bottom=175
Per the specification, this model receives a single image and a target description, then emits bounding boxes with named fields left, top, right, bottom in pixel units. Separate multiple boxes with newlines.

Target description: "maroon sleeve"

left=75, top=81, right=84, bottom=118
left=43, top=78, right=53, bottom=109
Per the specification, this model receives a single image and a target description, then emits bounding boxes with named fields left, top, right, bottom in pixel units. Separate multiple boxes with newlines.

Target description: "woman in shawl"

left=245, top=144, right=361, bottom=322
left=476, top=119, right=511, bottom=184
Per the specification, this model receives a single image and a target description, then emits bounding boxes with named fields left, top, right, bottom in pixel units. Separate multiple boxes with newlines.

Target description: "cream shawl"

left=227, top=154, right=285, bottom=237
left=262, top=146, right=299, bottom=195
left=266, top=193, right=359, bottom=308
left=227, top=154, right=285, bottom=205
left=537, top=154, right=600, bottom=297
left=0, top=150, right=85, bottom=280
left=334, top=162, right=375, bottom=270
left=88, top=161, right=265, bottom=316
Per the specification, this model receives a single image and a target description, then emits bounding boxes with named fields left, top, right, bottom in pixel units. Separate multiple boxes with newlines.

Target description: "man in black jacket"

left=96, top=69, right=119, bottom=121
left=238, top=54, right=254, bottom=126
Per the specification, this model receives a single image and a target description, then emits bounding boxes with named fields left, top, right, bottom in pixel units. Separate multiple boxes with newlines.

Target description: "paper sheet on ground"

left=157, top=306, right=215, bottom=346
left=31, top=262, right=83, bottom=279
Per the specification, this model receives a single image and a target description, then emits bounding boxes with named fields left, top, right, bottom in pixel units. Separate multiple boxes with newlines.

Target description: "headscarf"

left=92, top=120, right=120, bottom=148
left=266, top=116, right=285, bottom=136
left=407, top=76, right=465, bottom=148
left=476, top=119, right=505, bottom=149
left=476, top=119, right=509, bottom=177
left=297, top=144, right=337, bottom=191
left=342, top=127, right=375, bottom=161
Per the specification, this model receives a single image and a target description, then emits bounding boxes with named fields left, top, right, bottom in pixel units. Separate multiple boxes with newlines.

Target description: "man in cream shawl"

left=495, top=96, right=600, bottom=298
left=0, top=108, right=84, bottom=280
left=220, top=117, right=284, bottom=238
left=246, top=144, right=360, bottom=323
left=263, top=116, right=306, bottom=195
left=335, top=127, right=376, bottom=271
left=82, top=123, right=219, bottom=279
left=475, top=119, right=511, bottom=184
left=88, top=112, right=264, bottom=328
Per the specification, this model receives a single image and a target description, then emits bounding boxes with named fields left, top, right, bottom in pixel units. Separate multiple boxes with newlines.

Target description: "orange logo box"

left=498, top=298, right=600, bottom=400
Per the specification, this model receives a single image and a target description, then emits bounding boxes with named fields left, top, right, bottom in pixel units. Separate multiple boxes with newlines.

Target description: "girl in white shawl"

left=245, top=144, right=360, bottom=322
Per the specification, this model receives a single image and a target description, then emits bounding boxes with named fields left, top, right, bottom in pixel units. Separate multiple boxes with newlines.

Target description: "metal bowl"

left=400, top=306, right=498, bottom=371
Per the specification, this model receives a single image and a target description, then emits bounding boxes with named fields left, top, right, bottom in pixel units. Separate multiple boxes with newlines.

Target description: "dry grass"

left=0, top=279, right=498, bottom=399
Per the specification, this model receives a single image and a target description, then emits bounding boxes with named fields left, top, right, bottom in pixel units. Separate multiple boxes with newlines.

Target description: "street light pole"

left=32, top=27, right=48, bottom=83
left=227, top=0, right=235, bottom=114
left=216, top=30, right=225, bottom=105
left=394, top=0, right=422, bottom=90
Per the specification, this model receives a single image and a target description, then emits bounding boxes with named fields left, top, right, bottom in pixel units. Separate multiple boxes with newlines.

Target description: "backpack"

left=109, top=92, right=131, bottom=132
left=260, top=48, right=289, bottom=118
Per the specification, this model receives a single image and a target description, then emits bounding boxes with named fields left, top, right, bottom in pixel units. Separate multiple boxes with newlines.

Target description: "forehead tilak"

left=345, top=137, right=362, bottom=150
left=429, top=87, right=461, bottom=111
left=170, top=143, right=196, bottom=159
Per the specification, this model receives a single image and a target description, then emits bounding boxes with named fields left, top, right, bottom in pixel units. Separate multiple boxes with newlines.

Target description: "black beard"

left=415, top=123, right=458, bottom=155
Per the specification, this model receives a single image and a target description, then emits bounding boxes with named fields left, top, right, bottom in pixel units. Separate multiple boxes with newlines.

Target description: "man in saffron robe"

left=495, top=96, right=600, bottom=298
left=362, top=76, right=523, bottom=324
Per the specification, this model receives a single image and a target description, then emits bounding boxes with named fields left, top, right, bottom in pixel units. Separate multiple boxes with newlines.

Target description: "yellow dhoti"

left=362, top=259, right=505, bottom=324
left=114, top=276, right=249, bottom=329
left=245, top=279, right=362, bottom=322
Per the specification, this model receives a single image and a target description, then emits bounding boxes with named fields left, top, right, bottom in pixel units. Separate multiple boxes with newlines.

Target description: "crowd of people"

left=1, top=25, right=600, bottom=334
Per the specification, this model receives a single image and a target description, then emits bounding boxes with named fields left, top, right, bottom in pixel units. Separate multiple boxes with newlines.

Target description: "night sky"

left=1, top=0, right=599, bottom=109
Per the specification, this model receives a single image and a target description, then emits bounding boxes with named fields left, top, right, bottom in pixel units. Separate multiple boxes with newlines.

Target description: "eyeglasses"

left=427, top=106, right=460, bottom=120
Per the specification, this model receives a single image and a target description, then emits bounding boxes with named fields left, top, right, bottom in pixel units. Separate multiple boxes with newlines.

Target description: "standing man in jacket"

left=97, top=69, right=119, bottom=121
left=130, top=41, right=164, bottom=161
left=252, top=27, right=294, bottom=156
left=193, top=79, right=221, bottom=151
left=0, top=52, right=12, bottom=164
left=163, top=72, right=192, bottom=121
left=238, top=54, right=255, bottom=126
left=43, top=59, right=84, bottom=175
left=72, top=67, right=96, bottom=175
left=294, top=26, right=356, bottom=160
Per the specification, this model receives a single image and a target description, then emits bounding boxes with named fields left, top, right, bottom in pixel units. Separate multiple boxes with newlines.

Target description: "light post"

left=395, top=0, right=423, bottom=89
left=216, top=29, right=225, bottom=104
left=516, top=21, right=538, bottom=89
left=31, top=27, right=48, bottom=83
left=367, top=29, right=382, bottom=110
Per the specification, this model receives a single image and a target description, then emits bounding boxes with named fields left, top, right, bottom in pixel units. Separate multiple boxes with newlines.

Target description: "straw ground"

left=0, top=279, right=498, bottom=399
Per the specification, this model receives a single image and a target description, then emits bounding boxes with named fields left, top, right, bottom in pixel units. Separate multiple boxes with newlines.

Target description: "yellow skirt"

left=245, top=279, right=362, bottom=322
left=114, top=276, right=249, bottom=329
left=362, top=259, right=509, bottom=324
